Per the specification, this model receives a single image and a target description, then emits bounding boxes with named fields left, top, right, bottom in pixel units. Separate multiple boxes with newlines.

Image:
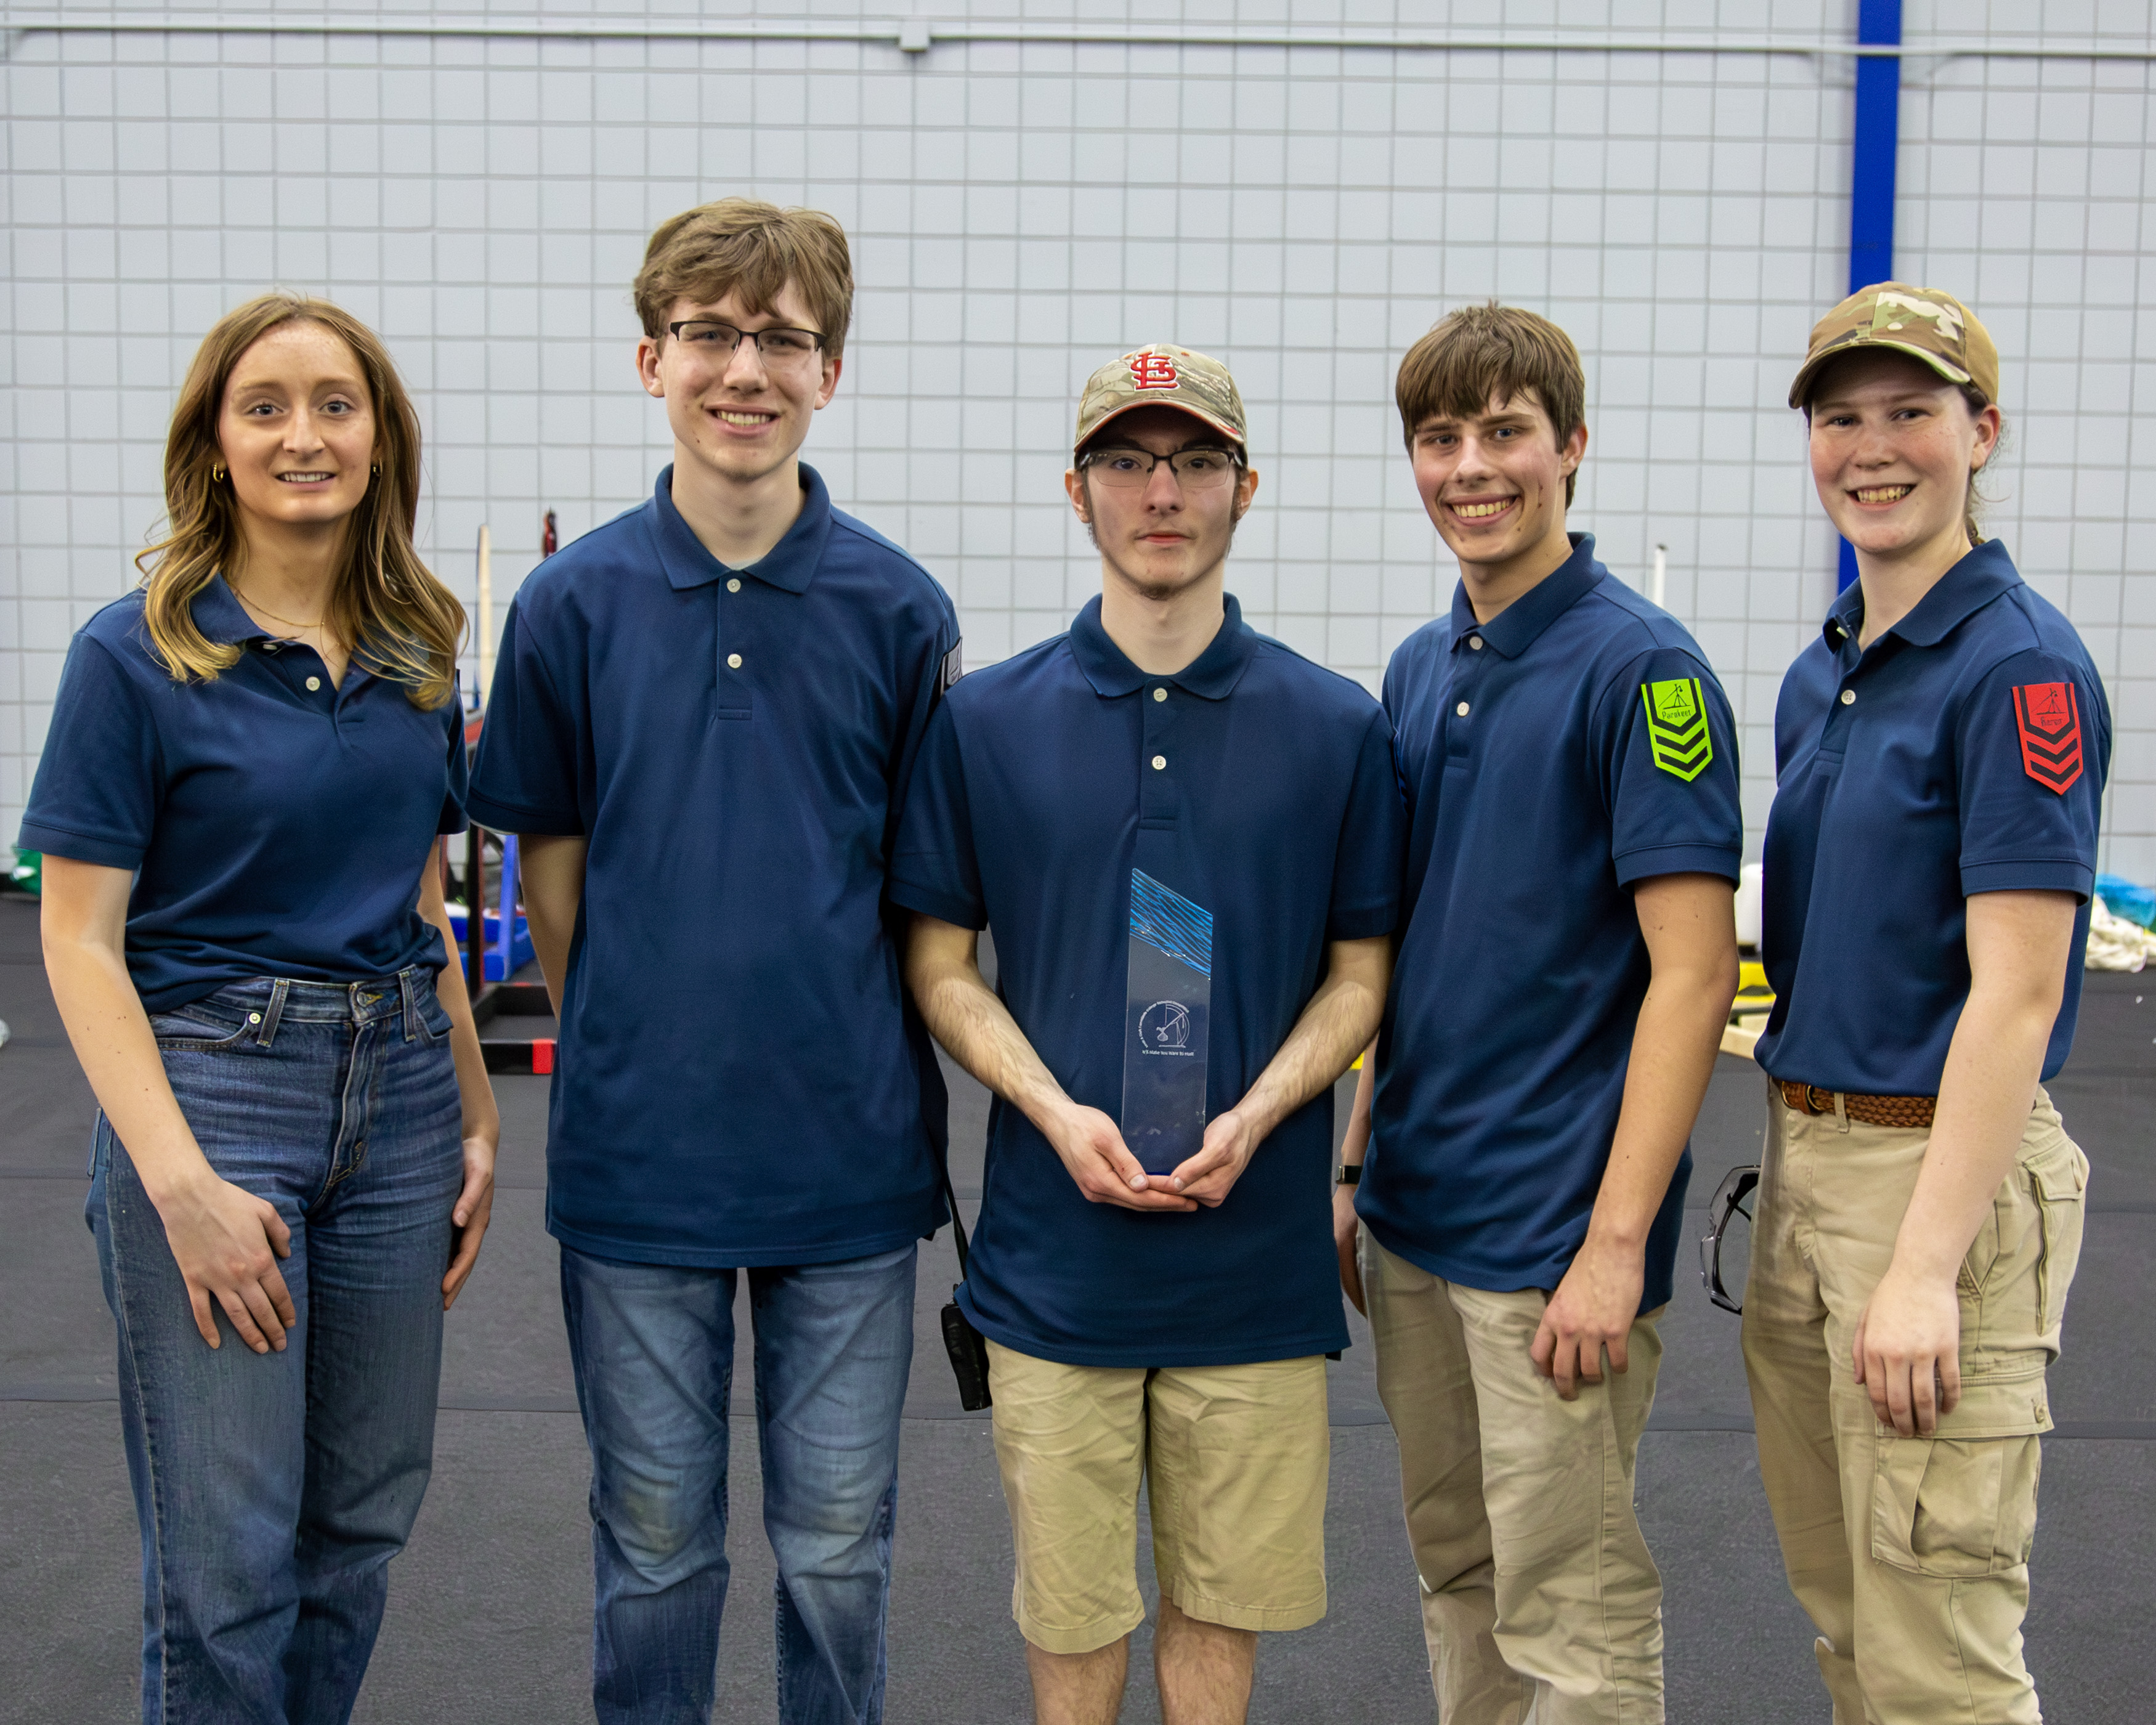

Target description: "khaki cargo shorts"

left=984, top=1339, right=1331, bottom=1655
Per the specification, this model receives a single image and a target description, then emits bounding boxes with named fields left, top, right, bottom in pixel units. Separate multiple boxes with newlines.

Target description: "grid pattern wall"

left=5, top=3, right=2152, bottom=875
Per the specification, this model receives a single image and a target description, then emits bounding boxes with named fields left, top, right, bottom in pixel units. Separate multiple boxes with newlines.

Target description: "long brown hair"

left=136, top=293, right=464, bottom=709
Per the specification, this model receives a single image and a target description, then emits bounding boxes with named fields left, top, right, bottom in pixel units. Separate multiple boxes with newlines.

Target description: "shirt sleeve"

left=881, top=591, right=962, bottom=869
left=1956, top=650, right=2105, bottom=899
left=1602, top=649, right=1745, bottom=888
left=437, top=697, right=470, bottom=836
left=1327, top=704, right=1406, bottom=941
left=17, top=633, right=162, bottom=870
left=466, top=595, right=586, bottom=836
left=887, top=697, right=986, bottom=930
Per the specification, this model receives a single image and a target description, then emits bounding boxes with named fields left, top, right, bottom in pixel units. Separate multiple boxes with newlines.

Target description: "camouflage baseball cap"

left=1788, top=282, right=1999, bottom=410
left=1075, top=344, right=1247, bottom=453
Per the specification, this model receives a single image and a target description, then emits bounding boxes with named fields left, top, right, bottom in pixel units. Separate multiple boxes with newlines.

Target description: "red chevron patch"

left=2011, top=681, right=2083, bottom=794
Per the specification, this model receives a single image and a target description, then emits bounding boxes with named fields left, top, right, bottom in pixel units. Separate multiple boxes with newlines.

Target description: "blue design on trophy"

left=1121, top=868, right=1214, bottom=1174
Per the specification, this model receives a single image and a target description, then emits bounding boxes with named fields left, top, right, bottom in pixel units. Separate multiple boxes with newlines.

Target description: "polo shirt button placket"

left=713, top=572, right=755, bottom=720
left=1139, top=683, right=1178, bottom=840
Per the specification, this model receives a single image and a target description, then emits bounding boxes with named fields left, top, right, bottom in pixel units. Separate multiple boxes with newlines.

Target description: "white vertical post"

left=1650, top=542, right=1668, bottom=610
left=476, top=524, right=493, bottom=706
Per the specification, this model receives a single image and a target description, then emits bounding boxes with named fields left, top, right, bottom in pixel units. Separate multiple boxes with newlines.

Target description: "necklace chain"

left=235, top=588, right=335, bottom=637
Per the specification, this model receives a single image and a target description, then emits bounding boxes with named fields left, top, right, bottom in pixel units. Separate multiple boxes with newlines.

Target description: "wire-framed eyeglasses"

left=667, top=320, right=826, bottom=365
left=1699, top=1163, right=1759, bottom=1315
left=1079, top=446, right=1244, bottom=490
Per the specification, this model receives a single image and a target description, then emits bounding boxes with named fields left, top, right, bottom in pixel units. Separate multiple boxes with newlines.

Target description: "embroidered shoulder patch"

left=2011, top=681, right=2082, bottom=794
left=1641, top=677, right=1712, bottom=781
left=939, top=639, right=963, bottom=692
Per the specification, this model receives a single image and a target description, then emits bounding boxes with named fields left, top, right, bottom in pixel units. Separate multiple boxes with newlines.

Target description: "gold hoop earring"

left=211, top=464, right=225, bottom=482
left=370, top=462, right=382, bottom=478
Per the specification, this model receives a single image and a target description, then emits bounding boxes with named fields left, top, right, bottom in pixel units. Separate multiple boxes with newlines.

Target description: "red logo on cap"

left=2011, top=681, right=2083, bottom=794
left=1129, top=353, right=1180, bottom=391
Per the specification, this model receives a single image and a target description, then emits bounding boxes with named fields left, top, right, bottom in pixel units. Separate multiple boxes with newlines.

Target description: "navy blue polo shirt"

left=1359, top=535, right=1744, bottom=1307
left=1756, top=541, right=2109, bottom=1095
left=468, top=463, right=959, bottom=1268
left=19, top=581, right=466, bottom=1013
left=890, top=594, right=1405, bottom=1369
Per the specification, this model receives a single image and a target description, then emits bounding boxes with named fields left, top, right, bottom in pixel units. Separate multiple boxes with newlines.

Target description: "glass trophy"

left=1121, top=868, right=1213, bottom=1174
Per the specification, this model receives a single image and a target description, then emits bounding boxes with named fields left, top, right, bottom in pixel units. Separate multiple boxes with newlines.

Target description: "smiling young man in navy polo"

left=894, top=347, right=1404, bottom=1725
left=468, top=200, right=959, bottom=1725
left=1335, top=305, right=1743, bottom=1723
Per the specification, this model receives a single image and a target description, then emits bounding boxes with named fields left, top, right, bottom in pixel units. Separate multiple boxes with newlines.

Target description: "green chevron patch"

left=1642, top=677, right=1712, bottom=781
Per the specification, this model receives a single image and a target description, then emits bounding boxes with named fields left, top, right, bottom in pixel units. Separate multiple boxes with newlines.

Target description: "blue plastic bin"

left=447, top=906, right=535, bottom=982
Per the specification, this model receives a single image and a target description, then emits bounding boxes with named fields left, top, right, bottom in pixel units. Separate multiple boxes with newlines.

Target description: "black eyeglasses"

left=1699, top=1164, right=1759, bottom=1315
left=1080, top=447, right=1244, bottom=490
left=667, top=321, right=826, bottom=365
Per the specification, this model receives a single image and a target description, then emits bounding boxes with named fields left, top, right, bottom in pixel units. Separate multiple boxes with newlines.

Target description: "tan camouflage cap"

left=1075, top=344, right=1247, bottom=453
left=1788, top=282, right=1999, bottom=410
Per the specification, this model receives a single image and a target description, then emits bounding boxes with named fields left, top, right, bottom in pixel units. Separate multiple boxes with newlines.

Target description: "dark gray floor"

left=2, top=890, right=2149, bottom=1723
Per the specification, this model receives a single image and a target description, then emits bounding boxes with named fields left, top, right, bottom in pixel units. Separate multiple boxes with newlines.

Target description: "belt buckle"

left=1804, top=1084, right=1835, bottom=1116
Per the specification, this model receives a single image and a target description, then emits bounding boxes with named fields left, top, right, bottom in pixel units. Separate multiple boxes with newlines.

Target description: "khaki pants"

left=1741, top=1083, right=2088, bottom=1724
left=1362, top=1235, right=1668, bottom=1724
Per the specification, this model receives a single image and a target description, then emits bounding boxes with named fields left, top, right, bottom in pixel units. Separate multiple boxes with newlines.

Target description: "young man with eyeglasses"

left=1335, top=305, right=1742, bottom=1723
left=894, top=347, right=1404, bottom=1725
left=469, top=199, right=960, bottom=1725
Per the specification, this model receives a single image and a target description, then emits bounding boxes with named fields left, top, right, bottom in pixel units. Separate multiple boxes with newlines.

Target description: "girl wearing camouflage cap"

left=1743, top=284, right=2110, bottom=1723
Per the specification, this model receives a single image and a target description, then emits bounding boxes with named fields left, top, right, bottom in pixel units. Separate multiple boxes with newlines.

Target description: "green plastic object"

left=5, top=850, right=40, bottom=896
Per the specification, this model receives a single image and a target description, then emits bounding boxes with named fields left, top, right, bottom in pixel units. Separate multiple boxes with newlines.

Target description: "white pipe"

left=476, top=524, right=493, bottom=709
left=1650, top=544, right=1668, bottom=611
left=6, top=16, right=2154, bottom=59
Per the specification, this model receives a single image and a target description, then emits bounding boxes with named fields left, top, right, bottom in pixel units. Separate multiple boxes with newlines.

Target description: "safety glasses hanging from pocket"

left=1699, top=1164, right=1760, bottom=1315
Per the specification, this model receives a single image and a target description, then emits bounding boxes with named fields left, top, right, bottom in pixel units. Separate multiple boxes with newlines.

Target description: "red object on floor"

left=532, top=1039, right=556, bottom=1074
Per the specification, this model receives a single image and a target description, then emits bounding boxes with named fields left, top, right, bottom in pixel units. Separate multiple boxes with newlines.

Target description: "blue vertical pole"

left=495, top=833, right=518, bottom=983
left=1839, top=0, right=1902, bottom=590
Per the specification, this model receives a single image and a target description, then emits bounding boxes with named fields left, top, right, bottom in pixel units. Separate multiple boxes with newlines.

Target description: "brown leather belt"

left=1778, top=1081, right=1936, bottom=1130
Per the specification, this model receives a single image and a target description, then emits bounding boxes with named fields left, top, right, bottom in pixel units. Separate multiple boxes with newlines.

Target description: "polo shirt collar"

left=652, top=460, right=833, bottom=595
left=1821, top=538, right=2022, bottom=652
left=192, top=575, right=272, bottom=645
left=1068, top=592, right=1260, bottom=700
left=1447, top=533, right=1603, bottom=659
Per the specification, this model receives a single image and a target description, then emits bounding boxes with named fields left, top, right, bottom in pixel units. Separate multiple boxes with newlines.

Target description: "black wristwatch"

left=1335, top=1163, right=1362, bottom=1187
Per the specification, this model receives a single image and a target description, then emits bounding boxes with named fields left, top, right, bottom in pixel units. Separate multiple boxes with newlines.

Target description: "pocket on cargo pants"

left=2027, top=1135, right=2088, bottom=1346
left=1871, top=1434, right=2042, bottom=1577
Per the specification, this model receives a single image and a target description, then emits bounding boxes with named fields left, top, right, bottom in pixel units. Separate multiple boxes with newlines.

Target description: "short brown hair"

left=1395, top=302, right=1588, bottom=505
left=633, top=198, right=854, bottom=361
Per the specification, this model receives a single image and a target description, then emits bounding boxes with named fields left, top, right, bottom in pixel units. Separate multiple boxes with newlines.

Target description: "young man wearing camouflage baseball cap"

left=893, top=346, right=1405, bottom=1724
left=1337, top=304, right=1743, bottom=1723
left=1746, top=283, right=2109, bottom=1723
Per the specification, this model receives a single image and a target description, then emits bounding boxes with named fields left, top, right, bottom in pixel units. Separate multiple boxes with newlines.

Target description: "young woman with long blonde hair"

left=22, top=293, right=498, bottom=1723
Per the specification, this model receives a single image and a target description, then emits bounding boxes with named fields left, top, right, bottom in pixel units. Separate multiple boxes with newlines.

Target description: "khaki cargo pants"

left=1741, top=1083, right=2088, bottom=1724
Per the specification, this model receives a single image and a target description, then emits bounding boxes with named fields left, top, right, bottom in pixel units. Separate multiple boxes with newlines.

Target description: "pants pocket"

left=1871, top=1434, right=2042, bottom=1577
left=148, top=1010, right=254, bottom=1052
left=2029, top=1142, right=2088, bottom=1341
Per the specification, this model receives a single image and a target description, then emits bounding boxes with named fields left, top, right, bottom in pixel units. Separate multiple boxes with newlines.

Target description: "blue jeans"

left=86, top=970, right=464, bottom=1725
left=559, top=1241, right=918, bottom=1725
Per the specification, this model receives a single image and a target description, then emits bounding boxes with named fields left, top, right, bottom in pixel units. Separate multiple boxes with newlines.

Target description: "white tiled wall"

left=6, top=2, right=2152, bottom=875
